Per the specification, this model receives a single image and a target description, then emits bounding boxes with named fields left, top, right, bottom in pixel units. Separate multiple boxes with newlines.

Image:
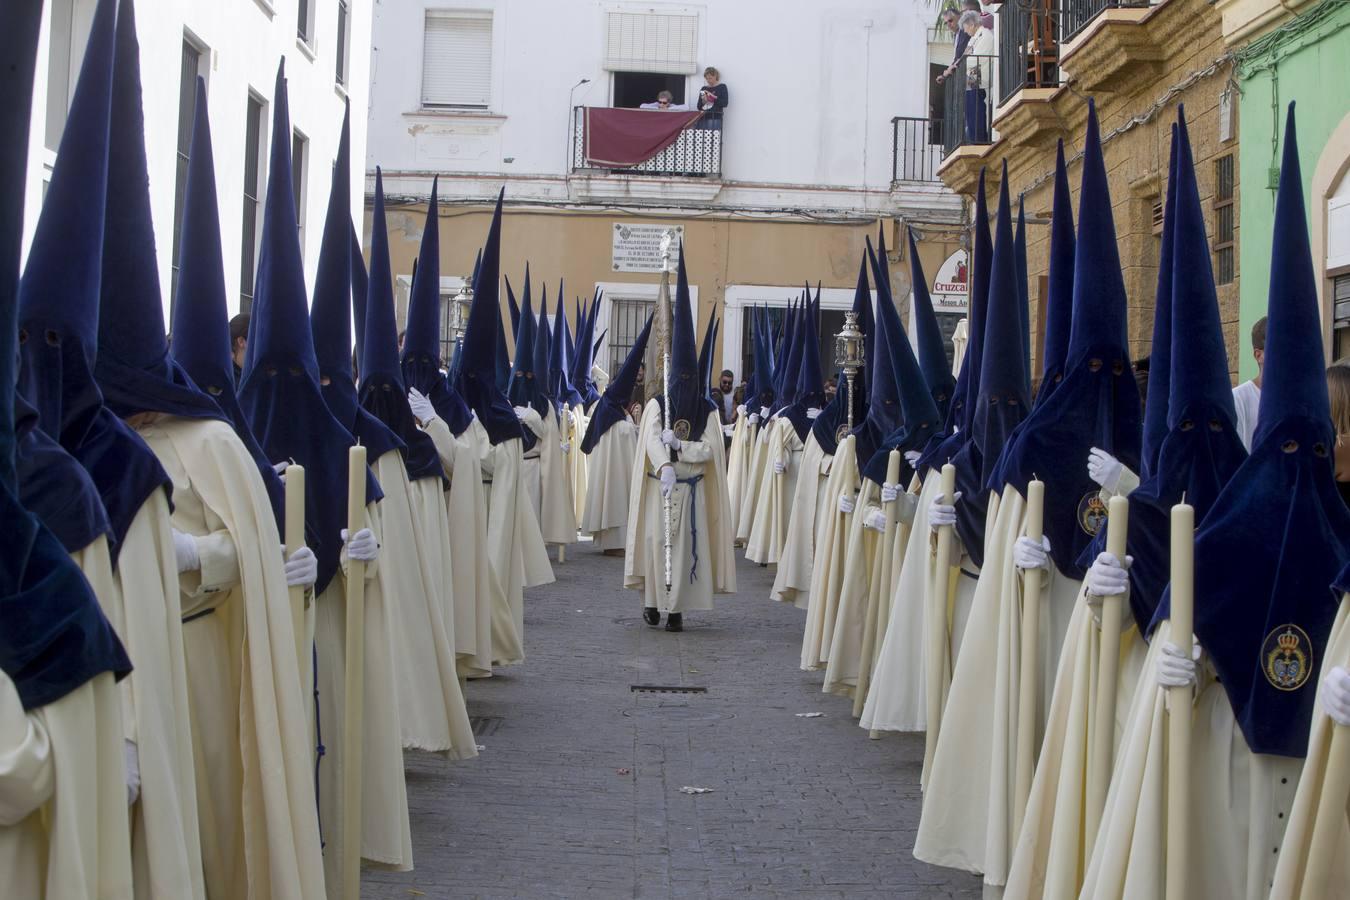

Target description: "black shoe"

left=643, top=607, right=661, bottom=627
left=665, top=613, right=683, bottom=633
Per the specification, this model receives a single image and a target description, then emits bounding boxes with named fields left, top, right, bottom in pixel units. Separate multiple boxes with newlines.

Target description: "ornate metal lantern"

left=834, top=310, right=865, bottom=431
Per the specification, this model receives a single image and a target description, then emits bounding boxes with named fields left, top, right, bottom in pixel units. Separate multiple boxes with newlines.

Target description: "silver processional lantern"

left=834, top=310, right=865, bottom=432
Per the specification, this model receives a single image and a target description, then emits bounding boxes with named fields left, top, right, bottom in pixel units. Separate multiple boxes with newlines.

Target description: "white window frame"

left=720, top=285, right=875, bottom=377
left=421, top=8, right=495, bottom=110
left=592, top=280, right=699, bottom=375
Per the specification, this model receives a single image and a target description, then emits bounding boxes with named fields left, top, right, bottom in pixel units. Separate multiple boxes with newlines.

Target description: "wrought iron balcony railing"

left=1059, top=0, right=1151, bottom=43
left=892, top=116, right=944, bottom=183
left=940, top=53, right=998, bottom=159
left=570, top=106, right=723, bottom=178
left=999, top=0, right=1061, bottom=105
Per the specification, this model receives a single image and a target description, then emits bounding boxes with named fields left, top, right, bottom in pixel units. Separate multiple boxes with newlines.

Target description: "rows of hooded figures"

left=0, top=0, right=656, bottom=895
left=729, top=98, right=1350, bottom=900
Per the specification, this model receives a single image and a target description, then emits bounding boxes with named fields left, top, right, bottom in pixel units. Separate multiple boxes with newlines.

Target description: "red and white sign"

left=931, top=249, right=969, bottom=313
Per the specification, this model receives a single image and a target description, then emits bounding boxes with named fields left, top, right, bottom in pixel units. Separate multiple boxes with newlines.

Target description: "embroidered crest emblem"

left=1262, top=624, right=1313, bottom=692
left=1077, top=491, right=1108, bottom=536
left=835, top=423, right=850, bottom=444
left=673, top=419, right=692, bottom=441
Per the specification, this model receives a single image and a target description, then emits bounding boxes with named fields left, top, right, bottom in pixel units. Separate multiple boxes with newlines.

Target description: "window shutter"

left=604, top=12, right=699, bottom=73
left=422, top=11, right=493, bottom=108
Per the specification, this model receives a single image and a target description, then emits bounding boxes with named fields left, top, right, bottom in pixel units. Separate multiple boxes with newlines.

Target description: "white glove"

left=929, top=492, right=961, bottom=529
left=512, top=405, right=529, bottom=421
left=341, top=527, right=378, bottom=562
left=748, top=413, right=760, bottom=427
left=806, top=407, right=822, bottom=419
left=407, top=387, right=436, bottom=425
left=760, top=406, right=771, bottom=419
left=838, top=493, right=857, bottom=515
left=661, top=429, right=682, bottom=451
left=1087, top=447, right=1125, bottom=493
left=881, top=483, right=900, bottom=504
left=864, top=508, right=888, bottom=532
left=272, top=459, right=291, bottom=475
left=904, top=450, right=922, bottom=468
left=736, top=404, right=747, bottom=418
left=722, top=423, right=734, bottom=437
left=1085, top=552, right=1132, bottom=598
left=560, top=441, right=571, bottom=454
left=124, top=739, right=141, bottom=806
left=773, top=459, right=786, bottom=475
left=283, top=546, right=318, bottom=589
left=659, top=465, right=677, bottom=497
left=1013, top=535, right=1052, bottom=571
left=1323, top=666, right=1350, bottom=726
left=1157, top=639, right=1202, bottom=689
left=172, top=528, right=200, bottom=574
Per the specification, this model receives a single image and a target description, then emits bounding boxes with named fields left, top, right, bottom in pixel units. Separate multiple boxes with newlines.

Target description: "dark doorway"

left=612, top=72, right=686, bottom=108
left=738, top=306, right=849, bottom=394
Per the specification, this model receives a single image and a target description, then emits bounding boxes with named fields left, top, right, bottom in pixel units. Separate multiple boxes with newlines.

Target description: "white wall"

left=22, top=0, right=374, bottom=319
left=366, top=0, right=938, bottom=205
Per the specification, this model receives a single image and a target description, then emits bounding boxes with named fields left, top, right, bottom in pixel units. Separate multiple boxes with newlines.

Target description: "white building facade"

left=23, top=0, right=375, bottom=319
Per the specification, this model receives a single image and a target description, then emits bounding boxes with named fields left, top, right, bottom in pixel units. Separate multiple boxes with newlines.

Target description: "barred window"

left=1214, top=154, right=1235, bottom=285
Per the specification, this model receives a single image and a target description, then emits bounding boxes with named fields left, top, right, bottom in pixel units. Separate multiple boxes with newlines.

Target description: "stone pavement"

left=363, top=544, right=981, bottom=899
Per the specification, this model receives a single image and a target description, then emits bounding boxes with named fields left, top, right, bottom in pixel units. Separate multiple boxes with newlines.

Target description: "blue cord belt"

left=648, top=471, right=705, bottom=583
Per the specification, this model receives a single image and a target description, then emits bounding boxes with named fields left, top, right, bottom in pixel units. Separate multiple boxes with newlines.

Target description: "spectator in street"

left=958, top=10, right=994, bottom=143
left=711, top=369, right=742, bottom=426
left=824, top=378, right=837, bottom=401
left=640, top=90, right=690, bottom=111
left=229, top=312, right=250, bottom=384
left=1232, top=315, right=1266, bottom=451
left=632, top=362, right=646, bottom=407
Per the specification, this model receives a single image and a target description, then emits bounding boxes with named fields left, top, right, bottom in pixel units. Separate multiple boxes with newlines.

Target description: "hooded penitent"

left=812, top=256, right=874, bottom=456
left=556, top=301, right=585, bottom=408
left=362, top=170, right=445, bottom=483
left=169, top=77, right=284, bottom=523
left=987, top=103, right=1141, bottom=580
left=916, top=168, right=993, bottom=477
left=660, top=247, right=716, bottom=441
left=0, top=0, right=131, bottom=713
left=949, top=170, right=1029, bottom=563
left=16, top=0, right=169, bottom=556
left=457, top=191, right=523, bottom=445
left=238, top=61, right=380, bottom=596
left=581, top=313, right=653, bottom=454
left=783, top=298, right=824, bottom=444
left=772, top=300, right=802, bottom=415
left=401, top=178, right=474, bottom=436
left=508, top=279, right=550, bottom=420
left=534, top=287, right=556, bottom=419
left=908, top=228, right=956, bottom=424
left=572, top=291, right=603, bottom=406
left=698, top=311, right=719, bottom=406
left=1153, top=104, right=1350, bottom=758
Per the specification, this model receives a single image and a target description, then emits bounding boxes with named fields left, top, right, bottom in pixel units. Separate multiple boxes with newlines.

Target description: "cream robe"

left=736, top=418, right=773, bottom=544
left=520, top=408, right=577, bottom=547
left=0, top=665, right=132, bottom=900
left=746, top=418, right=802, bottom=565
left=568, top=407, right=589, bottom=525
left=822, top=479, right=883, bottom=699
left=312, top=500, right=413, bottom=898
left=624, top=402, right=735, bottom=612
left=112, top=492, right=207, bottom=900
left=422, top=417, right=494, bottom=677
left=580, top=417, right=638, bottom=551
left=1270, top=598, right=1350, bottom=899
left=914, top=486, right=1079, bottom=885
left=373, top=449, right=476, bottom=758
left=1077, top=620, right=1323, bottom=900
left=139, top=417, right=325, bottom=899
left=771, top=432, right=832, bottom=608
left=800, top=438, right=860, bottom=670
left=725, top=412, right=750, bottom=538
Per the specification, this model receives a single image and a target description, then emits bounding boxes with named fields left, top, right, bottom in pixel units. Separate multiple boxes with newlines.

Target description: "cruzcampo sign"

left=931, top=249, right=969, bottom=313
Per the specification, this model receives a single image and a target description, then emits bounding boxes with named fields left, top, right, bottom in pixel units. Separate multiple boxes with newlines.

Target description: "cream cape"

left=373, top=449, right=476, bottom=758
left=736, top=419, right=772, bottom=543
left=623, top=402, right=735, bottom=612
left=770, top=432, right=831, bottom=607
left=822, top=479, right=884, bottom=699
left=580, top=417, right=638, bottom=551
left=0, top=661, right=131, bottom=900
left=520, top=408, right=577, bottom=547
left=140, top=417, right=326, bottom=899
left=567, top=407, right=589, bottom=525
left=800, top=438, right=860, bottom=670
left=745, top=417, right=802, bottom=565
left=312, top=500, right=413, bottom=897
left=725, top=413, right=750, bottom=537
left=422, top=417, right=494, bottom=677
left=111, top=492, right=207, bottom=900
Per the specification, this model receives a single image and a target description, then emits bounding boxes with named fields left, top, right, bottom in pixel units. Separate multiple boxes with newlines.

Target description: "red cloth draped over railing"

left=582, top=108, right=704, bottom=168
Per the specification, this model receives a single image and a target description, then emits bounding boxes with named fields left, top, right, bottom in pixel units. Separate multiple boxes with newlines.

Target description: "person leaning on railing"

left=956, top=10, right=994, bottom=142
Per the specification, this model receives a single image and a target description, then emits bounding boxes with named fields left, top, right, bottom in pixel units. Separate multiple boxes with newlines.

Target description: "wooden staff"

left=1012, top=478, right=1046, bottom=837
left=284, top=464, right=308, bottom=684
left=854, top=449, right=902, bottom=719
left=923, top=463, right=958, bottom=776
left=1087, top=494, right=1130, bottom=850
left=341, top=445, right=367, bottom=900
left=1164, top=501, right=1194, bottom=900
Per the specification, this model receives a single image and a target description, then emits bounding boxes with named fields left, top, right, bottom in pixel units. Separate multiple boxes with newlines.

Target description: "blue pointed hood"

left=1159, top=103, right=1350, bottom=758
left=1034, top=141, right=1076, bottom=407
left=572, top=290, right=602, bottom=406
left=852, top=240, right=908, bottom=463
left=787, top=297, right=826, bottom=444
left=361, top=169, right=444, bottom=482
left=1139, top=126, right=1180, bottom=480
left=557, top=305, right=584, bottom=408
left=169, top=77, right=284, bottom=523
left=400, top=179, right=474, bottom=436
left=749, top=306, right=775, bottom=409
left=507, top=271, right=547, bottom=416
left=774, top=299, right=804, bottom=414
left=581, top=312, right=653, bottom=453
left=908, top=228, right=956, bottom=422
left=535, top=285, right=557, bottom=418
left=457, top=190, right=523, bottom=445
left=698, top=311, right=718, bottom=406
left=17, top=0, right=169, bottom=554
left=662, top=245, right=715, bottom=441
left=812, top=255, right=872, bottom=455
left=507, top=265, right=524, bottom=335
left=238, top=60, right=381, bottom=596
left=1015, top=193, right=1030, bottom=394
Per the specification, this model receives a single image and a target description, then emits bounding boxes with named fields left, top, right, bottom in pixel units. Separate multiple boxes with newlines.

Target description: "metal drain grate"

left=630, top=685, right=708, bottom=694
left=470, top=715, right=504, bottom=736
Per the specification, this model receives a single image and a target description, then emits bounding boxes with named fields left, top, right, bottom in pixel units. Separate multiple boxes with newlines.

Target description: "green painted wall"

left=1234, top=0, right=1350, bottom=379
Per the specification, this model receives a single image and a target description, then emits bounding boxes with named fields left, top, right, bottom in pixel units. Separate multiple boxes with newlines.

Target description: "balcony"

left=998, top=0, right=1060, bottom=105
left=939, top=53, right=998, bottom=159
left=891, top=116, right=944, bottom=183
left=569, top=106, right=722, bottom=178
left=1061, top=0, right=1152, bottom=41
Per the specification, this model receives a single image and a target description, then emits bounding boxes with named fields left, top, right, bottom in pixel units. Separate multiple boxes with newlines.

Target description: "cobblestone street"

left=363, top=544, right=981, bottom=899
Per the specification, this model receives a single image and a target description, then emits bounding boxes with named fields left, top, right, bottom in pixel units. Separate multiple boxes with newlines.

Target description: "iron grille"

left=572, top=106, right=723, bottom=177
left=1214, top=153, right=1235, bottom=285
left=1060, top=0, right=1151, bottom=43
left=892, top=116, right=944, bottom=182
left=608, top=296, right=656, bottom=400
left=998, top=0, right=1059, bottom=106
left=940, top=54, right=997, bottom=158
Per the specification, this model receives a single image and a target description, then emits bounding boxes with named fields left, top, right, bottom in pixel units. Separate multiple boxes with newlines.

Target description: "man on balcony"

left=958, top=10, right=994, bottom=143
